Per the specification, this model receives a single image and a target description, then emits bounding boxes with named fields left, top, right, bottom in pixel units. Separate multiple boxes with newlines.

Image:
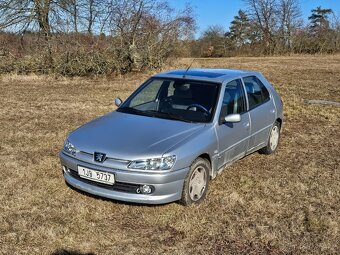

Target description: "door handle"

left=243, top=122, right=250, bottom=128
left=270, top=109, right=275, bottom=113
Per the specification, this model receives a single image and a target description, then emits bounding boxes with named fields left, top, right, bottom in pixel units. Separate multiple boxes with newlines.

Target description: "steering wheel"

left=186, top=104, right=209, bottom=115
left=159, top=97, right=173, bottom=112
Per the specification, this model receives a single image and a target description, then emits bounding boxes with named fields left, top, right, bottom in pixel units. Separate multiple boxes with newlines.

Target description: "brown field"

left=0, top=55, right=339, bottom=255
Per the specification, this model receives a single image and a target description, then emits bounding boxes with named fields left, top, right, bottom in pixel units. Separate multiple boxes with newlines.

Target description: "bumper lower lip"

left=60, top=152, right=189, bottom=204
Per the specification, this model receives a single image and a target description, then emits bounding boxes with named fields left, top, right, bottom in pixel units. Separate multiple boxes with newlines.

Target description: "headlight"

left=63, top=139, right=77, bottom=156
left=128, top=155, right=176, bottom=170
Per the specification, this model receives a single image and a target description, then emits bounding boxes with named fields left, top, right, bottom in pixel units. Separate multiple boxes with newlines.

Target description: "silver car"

left=60, top=69, right=283, bottom=205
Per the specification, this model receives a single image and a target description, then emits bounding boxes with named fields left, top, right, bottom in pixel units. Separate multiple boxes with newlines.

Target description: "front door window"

left=220, top=79, right=246, bottom=120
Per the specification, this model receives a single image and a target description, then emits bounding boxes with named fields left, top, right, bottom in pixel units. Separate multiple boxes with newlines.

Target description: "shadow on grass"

left=51, top=249, right=95, bottom=255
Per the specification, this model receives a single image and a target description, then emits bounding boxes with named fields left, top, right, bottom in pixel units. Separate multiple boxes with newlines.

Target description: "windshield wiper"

left=143, top=110, right=193, bottom=123
left=118, top=108, right=194, bottom=122
left=117, top=107, right=152, bottom=116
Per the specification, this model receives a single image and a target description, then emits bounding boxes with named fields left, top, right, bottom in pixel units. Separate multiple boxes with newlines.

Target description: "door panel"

left=243, top=76, right=276, bottom=152
left=247, top=101, right=275, bottom=151
left=216, top=113, right=250, bottom=168
left=215, top=79, right=250, bottom=169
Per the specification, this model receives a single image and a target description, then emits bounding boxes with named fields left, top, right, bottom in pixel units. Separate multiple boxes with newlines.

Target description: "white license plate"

left=78, top=166, right=115, bottom=185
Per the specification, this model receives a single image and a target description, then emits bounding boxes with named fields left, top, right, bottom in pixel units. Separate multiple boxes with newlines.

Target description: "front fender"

left=163, top=125, right=218, bottom=177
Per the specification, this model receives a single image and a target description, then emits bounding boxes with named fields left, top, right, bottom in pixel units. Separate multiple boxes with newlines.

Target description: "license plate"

left=77, top=166, right=115, bottom=185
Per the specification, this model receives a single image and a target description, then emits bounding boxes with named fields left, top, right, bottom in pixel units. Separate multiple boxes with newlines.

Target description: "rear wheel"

left=180, top=158, right=210, bottom=206
left=259, top=121, right=281, bottom=154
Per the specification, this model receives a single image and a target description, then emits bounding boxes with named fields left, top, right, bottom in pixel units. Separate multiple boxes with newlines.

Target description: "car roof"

left=153, top=68, right=259, bottom=83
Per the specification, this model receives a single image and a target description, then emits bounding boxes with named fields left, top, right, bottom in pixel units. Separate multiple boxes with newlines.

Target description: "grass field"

left=0, top=55, right=339, bottom=255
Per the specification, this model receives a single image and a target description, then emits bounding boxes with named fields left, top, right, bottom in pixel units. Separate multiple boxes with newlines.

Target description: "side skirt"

left=214, top=152, right=246, bottom=177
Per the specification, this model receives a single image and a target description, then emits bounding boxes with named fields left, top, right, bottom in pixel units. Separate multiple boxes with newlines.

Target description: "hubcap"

left=188, top=166, right=207, bottom=201
left=269, top=126, right=280, bottom=151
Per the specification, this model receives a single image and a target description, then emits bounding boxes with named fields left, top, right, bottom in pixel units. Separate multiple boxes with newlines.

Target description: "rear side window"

left=243, top=76, right=270, bottom=110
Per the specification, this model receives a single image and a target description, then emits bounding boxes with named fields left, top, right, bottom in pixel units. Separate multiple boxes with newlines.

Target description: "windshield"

left=117, top=78, right=220, bottom=123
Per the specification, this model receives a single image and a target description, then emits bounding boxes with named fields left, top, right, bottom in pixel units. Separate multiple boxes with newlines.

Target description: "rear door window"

left=243, top=76, right=270, bottom=110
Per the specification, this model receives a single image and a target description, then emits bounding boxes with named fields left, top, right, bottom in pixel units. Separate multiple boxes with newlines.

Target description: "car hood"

left=68, top=111, right=205, bottom=160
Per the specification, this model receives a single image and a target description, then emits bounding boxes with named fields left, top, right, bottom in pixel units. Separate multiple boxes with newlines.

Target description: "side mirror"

left=115, top=97, right=122, bottom=107
left=224, top=114, right=241, bottom=123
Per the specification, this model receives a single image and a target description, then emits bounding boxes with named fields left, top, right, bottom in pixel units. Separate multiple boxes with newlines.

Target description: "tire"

left=259, top=121, right=281, bottom=155
left=179, top=157, right=210, bottom=206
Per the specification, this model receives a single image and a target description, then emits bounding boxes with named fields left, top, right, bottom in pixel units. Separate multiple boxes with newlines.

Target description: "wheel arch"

left=196, top=153, right=214, bottom=178
left=276, top=117, right=282, bottom=129
left=197, top=153, right=211, bottom=166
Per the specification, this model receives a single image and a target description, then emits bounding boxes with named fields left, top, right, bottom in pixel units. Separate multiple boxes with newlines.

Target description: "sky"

left=168, top=0, right=340, bottom=38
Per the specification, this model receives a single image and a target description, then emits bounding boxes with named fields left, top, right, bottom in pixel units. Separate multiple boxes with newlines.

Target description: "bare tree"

left=68, top=0, right=79, bottom=32
left=101, top=0, right=194, bottom=71
left=56, top=0, right=104, bottom=34
left=330, top=12, right=340, bottom=52
left=244, top=0, right=277, bottom=54
left=198, top=25, right=226, bottom=57
left=0, top=0, right=55, bottom=66
left=0, top=0, right=52, bottom=37
left=86, top=0, right=95, bottom=34
left=277, top=0, right=301, bottom=52
left=79, top=0, right=103, bottom=34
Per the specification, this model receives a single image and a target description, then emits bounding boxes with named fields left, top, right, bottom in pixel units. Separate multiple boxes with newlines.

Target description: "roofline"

left=153, top=68, right=260, bottom=83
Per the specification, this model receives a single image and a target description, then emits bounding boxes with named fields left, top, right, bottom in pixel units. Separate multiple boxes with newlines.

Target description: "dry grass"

left=0, top=55, right=339, bottom=255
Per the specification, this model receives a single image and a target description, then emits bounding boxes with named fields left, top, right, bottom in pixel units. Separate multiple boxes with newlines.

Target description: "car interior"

left=243, top=76, right=270, bottom=109
left=130, top=79, right=220, bottom=122
left=158, top=80, right=219, bottom=122
left=126, top=76, right=273, bottom=123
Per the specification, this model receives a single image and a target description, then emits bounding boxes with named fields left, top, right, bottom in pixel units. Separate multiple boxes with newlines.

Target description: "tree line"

left=0, top=0, right=194, bottom=75
left=193, top=0, right=340, bottom=57
left=0, top=0, right=339, bottom=76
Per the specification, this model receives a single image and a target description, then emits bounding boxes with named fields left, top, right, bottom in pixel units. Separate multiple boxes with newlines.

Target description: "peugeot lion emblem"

left=94, top=152, right=106, bottom=163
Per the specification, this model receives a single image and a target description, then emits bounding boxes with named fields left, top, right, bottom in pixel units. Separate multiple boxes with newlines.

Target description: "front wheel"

left=179, top=158, right=210, bottom=206
left=259, top=121, right=281, bottom=154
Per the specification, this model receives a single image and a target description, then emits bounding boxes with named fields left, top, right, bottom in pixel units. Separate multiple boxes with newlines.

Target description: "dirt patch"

left=304, top=99, right=340, bottom=107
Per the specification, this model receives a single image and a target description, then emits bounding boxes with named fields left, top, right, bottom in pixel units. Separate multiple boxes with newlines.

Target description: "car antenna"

left=183, top=58, right=196, bottom=78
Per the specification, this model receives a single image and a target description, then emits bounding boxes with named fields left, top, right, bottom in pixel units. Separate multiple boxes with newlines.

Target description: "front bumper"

left=59, top=152, right=189, bottom=204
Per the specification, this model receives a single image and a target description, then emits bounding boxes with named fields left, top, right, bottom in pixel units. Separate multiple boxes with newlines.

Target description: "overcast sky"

left=168, top=0, right=340, bottom=38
